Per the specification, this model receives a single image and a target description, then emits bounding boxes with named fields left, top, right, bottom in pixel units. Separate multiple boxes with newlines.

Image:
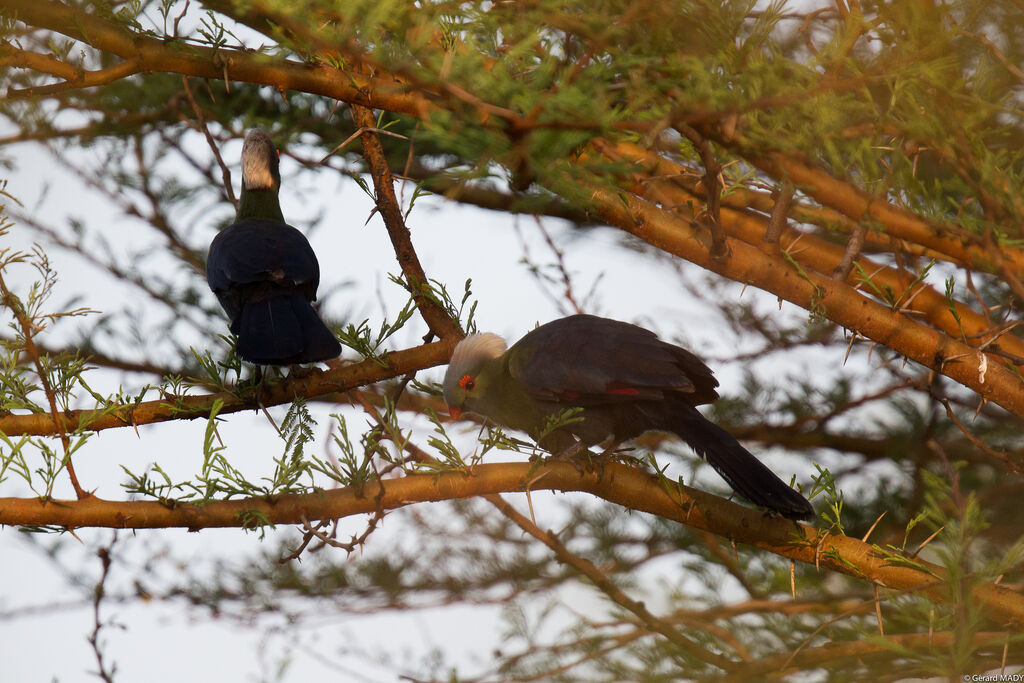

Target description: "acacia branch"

left=358, top=404, right=739, bottom=669
left=350, top=103, right=463, bottom=341
left=600, top=141, right=1024, bottom=363
left=5, top=0, right=429, bottom=117
left=0, top=45, right=80, bottom=80
left=641, top=140, right=951, bottom=264
left=718, top=200, right=1024, bottom=361
left=725, top=631, right=1017, bottom=680
left=2, top=461, right=1023, bottom=627
left=7, top=57, right=141, bottom=98
left=0, top=272, right=85, bottom=497
left=581, top=185, right=1024, bottom=419
left=734, top=146, right=1024, bottom=276
left=0, top=339, right=456, bottom=437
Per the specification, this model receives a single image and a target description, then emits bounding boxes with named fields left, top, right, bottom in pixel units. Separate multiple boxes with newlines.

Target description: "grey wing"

left=507, top=314, right=718, bottom=405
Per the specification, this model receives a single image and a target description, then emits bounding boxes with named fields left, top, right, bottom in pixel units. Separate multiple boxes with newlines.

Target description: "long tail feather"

left=668, top=404, right=814, bottom=520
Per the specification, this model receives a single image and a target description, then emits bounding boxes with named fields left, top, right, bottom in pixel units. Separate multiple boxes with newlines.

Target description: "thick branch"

left=6, top=0, right=429, bottom=116
left=583, top=186, right=1024, bottom=418
left=2, top=461, right=1023, bottom=627
left=736, top=146, right=1024, bottom=276
left=601, top=141, right=1024, bottom=362
left=0, top=339, right=456, bottom=437
left=0, top=45, right=80, bottom=80
left=637, top=141, right=955, bottom=264
left=358, top=397, right=732, bottom=667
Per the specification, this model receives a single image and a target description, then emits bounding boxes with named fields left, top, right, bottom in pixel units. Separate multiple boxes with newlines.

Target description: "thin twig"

left=678, top=123, right=726, bottom=258
left=171, top=0, right=190, bottom=38
left=535, top=218, right=584, bottom=314
left=182, top=76, right=237, bottom=210
left=949, top=18, right=1024, bottom=82
left=319, top=125, right=409, bottom=163
left=88, top=534, right=118, bottom=683
left=762, top=180, right=794, bottom=254
left=934, top=396, right=1020, bottom=472
left=833, top=221, right=868, bottom=280
left=7, top=57, right=142, bottom=99
left=484, top=494, right=739, bottom=671
left=0, top=272, right=86, bottom=498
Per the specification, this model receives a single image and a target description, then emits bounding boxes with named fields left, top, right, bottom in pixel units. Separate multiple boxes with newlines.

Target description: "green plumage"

left=444, top=315, right=813, bottom=520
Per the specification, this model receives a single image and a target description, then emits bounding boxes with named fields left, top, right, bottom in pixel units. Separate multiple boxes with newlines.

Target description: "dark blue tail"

left=664, top=403, right=814, bottom=520
left=236, top=293, right=340, bottom=365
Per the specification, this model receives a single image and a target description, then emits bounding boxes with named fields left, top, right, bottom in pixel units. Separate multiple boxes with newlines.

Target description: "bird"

left=206, top=129, right=341, bottom=366
left=442, top=314, right=814, bottom=520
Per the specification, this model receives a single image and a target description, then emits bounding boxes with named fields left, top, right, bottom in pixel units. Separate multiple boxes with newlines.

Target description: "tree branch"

left=0, top=45, right=79, bottom=80
left=598, top=141, right=1024, bottom=363
left=0, top=272, right=86, bottom=497
left=725, top=630, right=1017, bottom=680
left=0, top=339, right=457, bottom=437
left=735, top=146, right=1024, bottom=276
left=762, top=179, right=794, bottom=254
left=2, top=461, right=1023, bottom=627
left=582, top=185, right=1024, bottom=419
left=181, top=76, right=236, bottom=211
left=481, top=487, right=738, bottom=670
left=350, top=103, right=463, bottom=341
left=6, top=57, right=141, bottom=99
left=5, top=0, right=429, bottom=117
left=678, top=122, right=726, bottom=258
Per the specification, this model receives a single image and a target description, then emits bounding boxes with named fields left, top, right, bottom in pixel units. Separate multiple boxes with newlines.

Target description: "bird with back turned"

left=206, top=129, right=340, bottom=366
left=443, top=314, right=814, bottom=520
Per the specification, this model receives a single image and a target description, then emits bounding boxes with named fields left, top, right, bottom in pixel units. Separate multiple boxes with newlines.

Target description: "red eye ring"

left=459, top=374, right=475, bottom=391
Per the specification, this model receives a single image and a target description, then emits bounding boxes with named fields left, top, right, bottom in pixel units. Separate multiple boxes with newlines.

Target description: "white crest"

left=241, top=129, right=276, bottom=190
left=451, top=333, right=507, bottom=370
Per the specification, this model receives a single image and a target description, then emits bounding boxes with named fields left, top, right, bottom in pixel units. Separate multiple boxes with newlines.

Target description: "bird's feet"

left=286, top=364, right=317, bottom=380
left=234, top=365, right=267, bottom=394
left=544, top=441, right=593, bottom=476
left=548, top=441, right=628, bottom=478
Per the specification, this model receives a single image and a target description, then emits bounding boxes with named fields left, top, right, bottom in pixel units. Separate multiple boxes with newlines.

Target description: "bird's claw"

left=546, top=441, right=590, bottom=475
left=286, top=364, right=317, bottom=380
left=548, top=442, right=625, bottom=478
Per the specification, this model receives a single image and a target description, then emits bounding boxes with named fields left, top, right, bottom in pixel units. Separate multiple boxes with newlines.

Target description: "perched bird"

left=443, top=314, right=813, bottom=520
left=206, top=129, right=340, bottom=365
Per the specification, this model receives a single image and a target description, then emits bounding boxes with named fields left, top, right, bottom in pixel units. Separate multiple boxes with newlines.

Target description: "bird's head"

left=241, top=129, right=281, bottom=192
left=443, top=333, right=507, bottom=419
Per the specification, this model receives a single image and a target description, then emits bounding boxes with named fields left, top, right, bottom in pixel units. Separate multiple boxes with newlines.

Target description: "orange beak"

left=448, top=406, right=463, bottom=419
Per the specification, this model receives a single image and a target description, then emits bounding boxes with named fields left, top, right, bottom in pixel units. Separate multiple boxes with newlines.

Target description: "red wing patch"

left=555, top=386, right=642, bottom=401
